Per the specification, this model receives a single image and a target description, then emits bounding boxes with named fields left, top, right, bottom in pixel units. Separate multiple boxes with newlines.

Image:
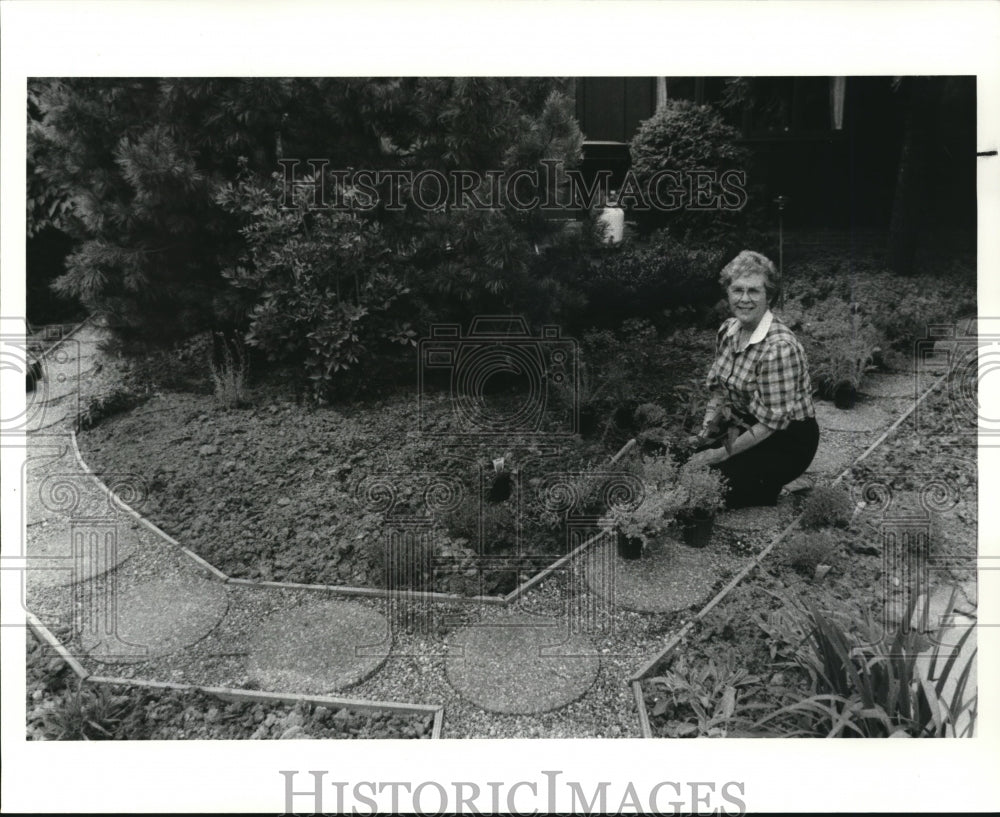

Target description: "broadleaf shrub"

left=780, top=295, right=885, bottom=399
left=580, top=230, right=731, bottom=329
left=217, top=170, right=415, bottom=402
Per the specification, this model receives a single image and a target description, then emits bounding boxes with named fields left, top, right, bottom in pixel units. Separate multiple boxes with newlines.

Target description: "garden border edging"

left=25, top=611, right=444, bottom=739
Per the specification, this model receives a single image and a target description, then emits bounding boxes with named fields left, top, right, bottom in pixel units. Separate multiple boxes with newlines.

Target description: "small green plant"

left=677, top=461, right=727, bottom=517
left=36, top=681, right=132, bottom=740
left=209, top=333, right=250, bottom=409
left=800, top=485, right=855, bottom=529
left=781, top=530, right=838, bottom=576
left=634, top=401, right=674, bottom=455
left=600, top=455, right=685, bottom=551
left=75, top=386, right=148, bottom=431
left=634, top=402, right=669, bottom=429
left=647, top=654, right=762, bottom=737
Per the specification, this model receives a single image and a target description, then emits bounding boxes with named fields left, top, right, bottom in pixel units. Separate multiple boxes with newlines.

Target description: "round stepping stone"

left=246, top=598, right=389, bottom=694
left=582, top=538, right=728, bottom=613
left=36, top=387, right=78, bottom=407
left=81, top=574, right=228, bottom=663
left=25, top=476, right=117, bottom=527
left=26, top=515, right=138, bottom=588
left=445, top=613, right=599, bottom=714
left=25, top=404, right=71, bottom=433
left=861, top=373, right=920, bottom=399
left=814, top=401, right=892, bottom=432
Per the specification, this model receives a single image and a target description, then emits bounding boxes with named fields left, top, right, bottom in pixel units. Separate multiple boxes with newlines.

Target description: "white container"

left=596, top=206, right=625, bottom=245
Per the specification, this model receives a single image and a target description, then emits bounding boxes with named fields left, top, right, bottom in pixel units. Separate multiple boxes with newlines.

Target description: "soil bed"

left=79, top=388, right=634, bottom=594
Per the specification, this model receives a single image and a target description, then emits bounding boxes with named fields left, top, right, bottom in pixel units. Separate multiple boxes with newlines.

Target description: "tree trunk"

left=887, top=78, right=935, bottom=275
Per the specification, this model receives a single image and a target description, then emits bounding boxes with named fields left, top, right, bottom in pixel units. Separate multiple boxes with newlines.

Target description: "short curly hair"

left=719, top=250, right=780, bottom=304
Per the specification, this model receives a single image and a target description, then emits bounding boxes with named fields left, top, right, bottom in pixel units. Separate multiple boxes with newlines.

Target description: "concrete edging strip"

left=632, top=680, right=653, bottom=739
left=85, top=676, right=443, bottom=721
left=83, top=676, right=444, bottom=736
left=228, top=577, right=507, bottom=607
left=25, top=611, right=89, bottom=681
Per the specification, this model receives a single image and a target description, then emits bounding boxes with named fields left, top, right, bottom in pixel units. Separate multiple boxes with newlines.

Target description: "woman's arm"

left=698, top=393, right=723, bottom=439
left=721, top=421, right=774, bottom=459
left=688, top=420, right=773, bottom=467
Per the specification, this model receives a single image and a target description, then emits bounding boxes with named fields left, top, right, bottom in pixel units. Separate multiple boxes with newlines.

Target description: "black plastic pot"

left=616, top=531, right=644, bottom=560
left=25, top=353, right=42, bottom=392
left=640, top=437, right=669, bottom=457
left=679, top=511, right=714, bottom=549
left=579, top=406, right=600, bottom=439
left=833, top=381, right=858, bottom=410
left=487, top=472, right=512, bottom=503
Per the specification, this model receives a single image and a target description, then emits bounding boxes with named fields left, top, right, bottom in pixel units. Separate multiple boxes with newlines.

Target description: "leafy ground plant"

left=26, top=632, right=434, bottom=740
left=35, top=681, right=132, bottom=740
left=75, top=385, right=149, bottom=431
left=755, top=591, right=977, bottom=737
left=646, top=655, right=761, bottom=737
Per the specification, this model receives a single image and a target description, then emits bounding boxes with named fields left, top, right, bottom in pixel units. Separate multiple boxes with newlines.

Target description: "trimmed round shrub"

left=800, top=485, right=855, bottom=529
left=628, top=100, right=751, bottom=238
left=782, top=530, right=838, bottom=575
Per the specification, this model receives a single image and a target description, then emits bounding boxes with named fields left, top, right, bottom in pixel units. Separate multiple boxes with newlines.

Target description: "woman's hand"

left=686, top=446, right=727, bottom=469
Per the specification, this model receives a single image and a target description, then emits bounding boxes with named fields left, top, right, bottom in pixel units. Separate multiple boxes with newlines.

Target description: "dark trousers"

left=709, top=417, right=820, bottom=509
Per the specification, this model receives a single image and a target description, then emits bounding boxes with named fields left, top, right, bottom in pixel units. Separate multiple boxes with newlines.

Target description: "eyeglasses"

left=727, top=284, right=764, bottom=299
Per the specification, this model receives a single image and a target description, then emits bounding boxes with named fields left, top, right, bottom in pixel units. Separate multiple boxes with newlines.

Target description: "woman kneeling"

left=687, top=250, right=819, bottom=509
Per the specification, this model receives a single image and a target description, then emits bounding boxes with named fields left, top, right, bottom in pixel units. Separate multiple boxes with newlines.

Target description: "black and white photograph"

left=2, top=1, right=998, bottom=814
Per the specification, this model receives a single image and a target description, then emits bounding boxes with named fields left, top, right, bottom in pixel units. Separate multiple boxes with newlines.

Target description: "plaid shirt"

left=705, top=310, right=815, bottom=431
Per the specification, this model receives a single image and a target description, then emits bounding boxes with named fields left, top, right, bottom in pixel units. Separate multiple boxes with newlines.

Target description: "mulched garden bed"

left=75, top=331, right=718, bottom=598
left=640, top=380, right=977, bottom=737
left=26, top=628, right=434, bottom=740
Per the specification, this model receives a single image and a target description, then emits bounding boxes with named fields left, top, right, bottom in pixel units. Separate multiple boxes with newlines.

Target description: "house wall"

left=573, top=76, right=976, bottom=231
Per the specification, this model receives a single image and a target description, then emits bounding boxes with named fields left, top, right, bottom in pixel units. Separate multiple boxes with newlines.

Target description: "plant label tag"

left=492, top=457, right=505, bottom=474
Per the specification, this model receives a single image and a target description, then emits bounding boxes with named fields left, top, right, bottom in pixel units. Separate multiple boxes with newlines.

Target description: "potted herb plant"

left=600, top=456, right=684, bottom=559
left=676, top=462, right=727, bottom=548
